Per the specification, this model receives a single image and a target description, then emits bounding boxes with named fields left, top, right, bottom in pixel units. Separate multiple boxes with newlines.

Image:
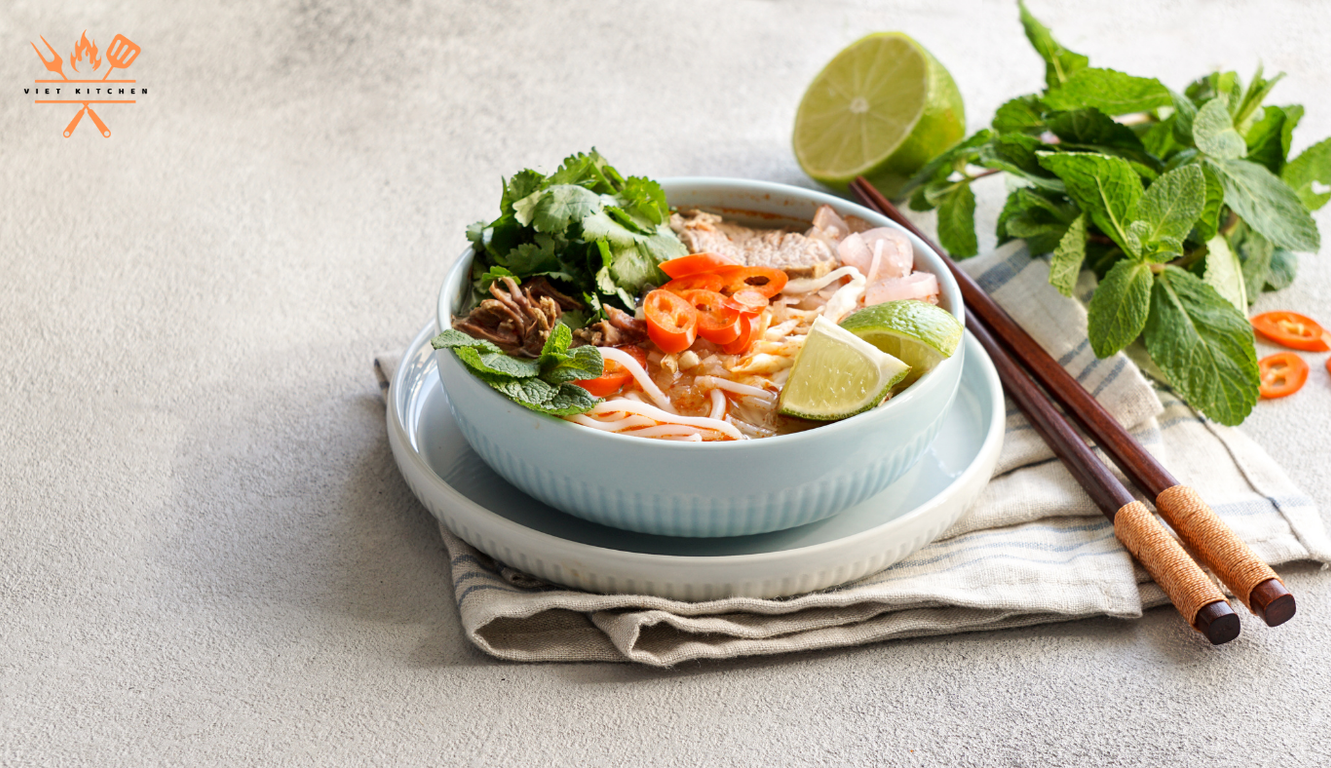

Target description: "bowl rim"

left=436, top=176, right=965, bottom=451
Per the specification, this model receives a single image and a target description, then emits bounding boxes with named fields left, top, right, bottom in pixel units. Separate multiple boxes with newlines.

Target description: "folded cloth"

left=378, top=242, right=1331, bottom=667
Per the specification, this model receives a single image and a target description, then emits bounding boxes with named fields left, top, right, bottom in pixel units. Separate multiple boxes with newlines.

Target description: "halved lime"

left=778, top=316, right=911, bottom=421
left=792, top=32, right=965, bottom=198
left=839, top=300, right=964, bottom=386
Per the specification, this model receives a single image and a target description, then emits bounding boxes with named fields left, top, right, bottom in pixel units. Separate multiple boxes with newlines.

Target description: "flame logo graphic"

left=69, top=30, right=100, bottom=73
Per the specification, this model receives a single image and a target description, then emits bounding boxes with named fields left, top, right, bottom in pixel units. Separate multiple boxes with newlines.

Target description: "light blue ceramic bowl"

left=435, top=178, right=964, bottom=537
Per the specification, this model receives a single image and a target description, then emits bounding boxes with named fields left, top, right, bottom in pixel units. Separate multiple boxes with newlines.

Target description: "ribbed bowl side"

left=447, top=381, right=956, bottom=538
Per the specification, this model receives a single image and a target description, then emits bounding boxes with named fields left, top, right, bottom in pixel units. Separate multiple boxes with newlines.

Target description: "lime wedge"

left=792, top=32, right=965, bottom=198
left=778, top=316, right=911, bottom=421
left=839, top=300, right=964, bottom=386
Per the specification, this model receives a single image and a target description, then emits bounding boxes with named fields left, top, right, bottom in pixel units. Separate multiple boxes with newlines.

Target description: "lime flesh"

left=778, top=316, right=911, bottom=421
left=839, top=300, right=964, bottom=386
left=793, top=32, right=965, bottom=198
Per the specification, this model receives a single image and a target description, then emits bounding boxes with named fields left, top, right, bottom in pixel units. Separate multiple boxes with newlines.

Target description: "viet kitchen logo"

left=28, top=31, right=144, bottom=137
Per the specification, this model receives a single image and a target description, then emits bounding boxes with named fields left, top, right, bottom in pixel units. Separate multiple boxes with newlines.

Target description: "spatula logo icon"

left=28, top=31, right=143, bottom=138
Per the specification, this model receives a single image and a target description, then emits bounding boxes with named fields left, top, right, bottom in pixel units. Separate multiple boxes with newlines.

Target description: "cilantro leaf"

left=936, top=182, right=978, bottom=258
left=1281, top=136, right=1331, bottom=211
left=1049, top=213, right=1088, bottom=297
left=501, top=169, right=547, bottom=215
left=1088, top=259, right=1153, bottom=357
left=1124, top=164, right=1205, bottom=261
left=1042, top=68, right=1173, bottom=115
left=1193, top=96, right=1247, bottom=160
left=1037, top=151, right=1143, bottom=254
left=1211, top=158, right=1320, bottom=251
left=1018, top=0, right=1088, bottom=89
left=529, top=185, right=603, bottom=233
left=1143, top=266, right=1259, bottom=426
left=1202, top=234, right=1248, bottom=312
left=619, top=176, right=669, bottom=226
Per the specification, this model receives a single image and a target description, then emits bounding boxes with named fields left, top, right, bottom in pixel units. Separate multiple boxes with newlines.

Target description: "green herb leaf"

left=1244, top=105, right=1292, bottom=174
left=1088, top=259, right=1153, bottom=357
left=900, top=130, right=993, bottom=202
left=1193, top=96, right=1247, bottom=160
left=538, top=325, right=605, bottom=384
left=1143, top=266, right=1259, bottom=426
left=1018, top=0, right=1089, bottom=89
left=1193, top=161, right=1226, bottom=242
left=1170, top=89, right=1199, bottom=146
left=501, top=169, right=547, bottom=215
left=936, top=182, right=979, bottom=258
left=1230, top=223, right=1274, bottom=299
left=1203, top=233, right=1248, bottom=312
left=1037, top=151, right=1143, bottom=254
left=1233, top=65, right=1284, bottom=134
left=1049, top=213, right=1088, bottom=297
left=1043, top=68, right=1173, bottom=115
left=1281, top=136, right=1331, bottom=211
left=1124, top=164, right=1205, bottom=261
left=992, top=94, right=1047, bottom=134
left=529, top=185, right=604, bottom=233
left=1265, top=248, right=1298, bottom=290
left=1211, top=158, right=1320, bottom=251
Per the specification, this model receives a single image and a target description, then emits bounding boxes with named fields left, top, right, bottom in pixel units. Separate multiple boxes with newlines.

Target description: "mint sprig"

left=896, top=2, right=1328, bottom=425
left=432, top=327, right=602, bottom=416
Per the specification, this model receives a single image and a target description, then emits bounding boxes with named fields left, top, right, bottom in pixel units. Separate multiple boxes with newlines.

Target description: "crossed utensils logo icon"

left=31, top=31, right=141, bottom=137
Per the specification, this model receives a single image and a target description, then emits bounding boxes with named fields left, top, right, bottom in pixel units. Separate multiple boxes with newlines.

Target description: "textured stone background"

left=2, top=1, right=1329, bottom=765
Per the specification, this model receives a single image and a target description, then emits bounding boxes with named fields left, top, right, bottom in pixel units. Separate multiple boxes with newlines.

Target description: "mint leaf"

left=1170, top=89, right=1199, bottom=146
left=538, top=325, right=604, bottom=385
left=1193, top=162, right=1226, bottom=242
left=1088, top=259, right=1153, bottom=357
left=1203, top=233, right=1248, bottom=312
left=1233, top=65, right=1284, bottom=133
left=996, top=187, right=1078, bottom=254
left=1265, top=248, right=1298, bottom=290
left=993, top=94, right=1047, bottom=134
left=901, top=130, right=993, bottom=202
left=1125, top=164, right=1205, bottom=261
left=1049, top=213, right=1088, bottom=297
left=1193, top=96, right=1247, bottom=160
left=936, top=182, right=978, bottom=257
left=1037, top=151, right=1143, bottom=254
left=1043, top=68, right=1172, bottom=115
left=1244, top=105, right=1292, bottom=173
left=1281, top=136, right=1331, bottom=211
left=1230, top=223, right=1274, bottom=298
left=1018, top=0, right=1088, bottom=89
left=1048, top=108, right=1147, bottom=151
left=454, top=344, right=542, bottom=379
left=1211, top=158, right=1320, bottom=251
left=1144, top=266, right=1258, bottom=426
left=977, top=134, right=1065, bottom=191
left=535, top=383, right=600, bottom=416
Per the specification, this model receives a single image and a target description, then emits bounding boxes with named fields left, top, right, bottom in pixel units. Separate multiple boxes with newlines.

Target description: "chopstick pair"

left=849, top=176, right=1296, bottom=645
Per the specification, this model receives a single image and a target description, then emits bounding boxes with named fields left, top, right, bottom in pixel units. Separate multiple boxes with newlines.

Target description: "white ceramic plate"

left=388, top=321, right=1004, bottom=600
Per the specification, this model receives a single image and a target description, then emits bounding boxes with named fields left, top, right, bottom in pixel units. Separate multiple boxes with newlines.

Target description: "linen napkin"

left=377, top=241, right=1331, bottom=667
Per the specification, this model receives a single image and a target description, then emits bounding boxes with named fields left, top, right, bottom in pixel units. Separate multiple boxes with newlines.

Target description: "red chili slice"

left=1251, top=311, right=1330, bottom=352
left=643, top=289, right=698, bottom=354
left=720, top=312, right=759, bottom=355
left=662, top=272, right=727, bottom=295
left=573, top=345, right=648, bottom=397
left=1258, top=352, right=1309, bottom=399
left=727, top=289, right=770, bottom=314
left=682, top=289, right=743, bottom=345
left=659, top=252, right=742, bottom=279
left=720, top=266, right=788, bottom=298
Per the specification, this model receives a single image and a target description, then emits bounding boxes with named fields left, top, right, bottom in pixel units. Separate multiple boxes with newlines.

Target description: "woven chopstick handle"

left=1114, top=500, right=1228, bottom=628
left=1156, top=484, right=1281, bottom=611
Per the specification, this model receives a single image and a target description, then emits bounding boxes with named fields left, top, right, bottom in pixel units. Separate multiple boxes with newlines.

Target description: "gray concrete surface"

left=2, top=1, right=1329, bottom=765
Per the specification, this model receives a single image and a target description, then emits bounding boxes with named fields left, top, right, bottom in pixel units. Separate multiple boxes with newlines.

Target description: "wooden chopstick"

left=967, top=317, right=1238, bottom=644
left=849, top=176, right=1295, bottom=627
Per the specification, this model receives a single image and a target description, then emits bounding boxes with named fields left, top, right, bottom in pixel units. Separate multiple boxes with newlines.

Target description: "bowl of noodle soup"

left=435, top=178, right=964, bottom=537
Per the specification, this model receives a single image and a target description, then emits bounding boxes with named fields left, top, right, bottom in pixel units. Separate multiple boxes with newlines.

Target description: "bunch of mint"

left=432, top=324, right=603, bottom=416
left=465, top=150, right=687, bottom=325
left=901, top=1, right=1330, bottom=425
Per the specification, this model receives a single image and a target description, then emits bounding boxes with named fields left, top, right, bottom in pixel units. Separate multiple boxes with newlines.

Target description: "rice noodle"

left=709, top=388, right=727, bottom=421
left=587, top=398, right=746, bottom=440
left=599, top=346, right=675, bottom=412
left=631, top=424, right=714, bottom=438
left=695, top=375, right=771, bottom=398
